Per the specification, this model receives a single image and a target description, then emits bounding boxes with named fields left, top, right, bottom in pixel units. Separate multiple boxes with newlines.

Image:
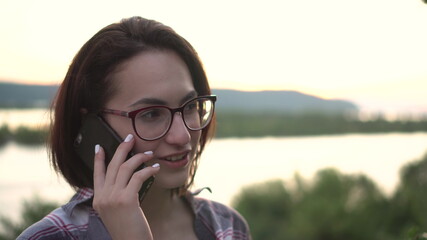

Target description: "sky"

left=1, top=0, right=427, bottom=116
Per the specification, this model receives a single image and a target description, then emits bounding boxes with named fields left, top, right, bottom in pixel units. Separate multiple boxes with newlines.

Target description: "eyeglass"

left=102, top=95, right=216, bottom=141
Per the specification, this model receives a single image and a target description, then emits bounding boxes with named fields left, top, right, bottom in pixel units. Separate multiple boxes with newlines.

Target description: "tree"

left=232, top=180, right=293, bottom=239
left=232, top=169, right=391, bottom=240
left=0, top=196, right=58, bottom=240
left=388, top=152, right=427, bottom=238
left=286, top=169, right=390, bottom=240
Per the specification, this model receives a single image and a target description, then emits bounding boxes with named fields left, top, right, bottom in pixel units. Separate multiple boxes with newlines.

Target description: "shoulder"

left=190, top=196, right=251, bottom=240
left=17, top=190, right=94, bottom=240
left=194, top=197, right=247, bottom=225
left=17, top=206, right=89, bottom=240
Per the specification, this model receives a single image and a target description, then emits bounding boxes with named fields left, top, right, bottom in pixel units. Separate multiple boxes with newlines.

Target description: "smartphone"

left=74, top=113, right=153, bottom=202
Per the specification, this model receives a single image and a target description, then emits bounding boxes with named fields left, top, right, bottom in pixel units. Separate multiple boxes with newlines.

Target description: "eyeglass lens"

left=134, top=98, right=214, bottom=140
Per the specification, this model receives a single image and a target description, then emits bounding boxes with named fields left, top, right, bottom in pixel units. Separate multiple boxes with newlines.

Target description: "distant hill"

left=213, top=89, right=358, bottom=114
left=0, top=82, right=57, bottom=108
left=0, top=82, right=358, bottom=114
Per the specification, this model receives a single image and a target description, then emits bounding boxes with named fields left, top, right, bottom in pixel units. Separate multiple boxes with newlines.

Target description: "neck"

left=140, top=186, right=196, bottom=239
left=140, top=186, right=182, bottom=222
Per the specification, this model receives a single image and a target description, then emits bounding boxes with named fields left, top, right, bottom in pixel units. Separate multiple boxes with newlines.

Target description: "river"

left=1, top=132, right=427, bottom=221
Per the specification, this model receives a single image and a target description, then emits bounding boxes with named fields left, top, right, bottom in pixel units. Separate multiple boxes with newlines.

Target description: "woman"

left=18, top=16, right=250, bottom=240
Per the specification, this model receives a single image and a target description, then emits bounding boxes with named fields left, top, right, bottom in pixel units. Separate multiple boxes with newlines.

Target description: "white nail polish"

left=95, top=144, right=100, bottom=154
left=124, top=134, right=133, bottom=142
left=152, top=163, right=160, bottom=168
left=144, top=151, right=153, bottom=155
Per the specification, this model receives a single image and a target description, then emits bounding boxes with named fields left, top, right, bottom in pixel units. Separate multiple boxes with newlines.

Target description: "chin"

left=153, top=177, right=188, bottom=190
left=152, top=168, right=190, bottom=190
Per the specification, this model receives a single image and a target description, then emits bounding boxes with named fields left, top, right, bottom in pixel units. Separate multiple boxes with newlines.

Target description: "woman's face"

left=103, top=49, right=201, bottom=190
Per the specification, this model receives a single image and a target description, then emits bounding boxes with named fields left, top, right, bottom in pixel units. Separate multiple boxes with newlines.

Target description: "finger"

left=104, top=134, right=135, bottom=186
left=127, top=163, right=160, bottom=194
left=93, top=144, right=106, bottom=191
left=114, top=151, right=153, bottom=188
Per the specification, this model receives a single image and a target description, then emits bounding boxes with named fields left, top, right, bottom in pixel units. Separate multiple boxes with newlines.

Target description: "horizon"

left=1, top=0, right=426, bottom=116
left=2, top=80, right=426, bottom=122
left=0, top=79, right=426, bottom=120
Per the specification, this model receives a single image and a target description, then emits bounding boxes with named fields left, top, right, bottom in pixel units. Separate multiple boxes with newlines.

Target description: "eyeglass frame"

left=101, top=95, right=217, bottom=141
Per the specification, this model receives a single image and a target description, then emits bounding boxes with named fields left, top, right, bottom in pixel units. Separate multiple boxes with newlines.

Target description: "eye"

left=185, top=100, right=199, bottom=112
left=137, top=108, right=164, bottom=122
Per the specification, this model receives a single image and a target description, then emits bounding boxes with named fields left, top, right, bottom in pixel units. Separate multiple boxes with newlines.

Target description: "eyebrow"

left=181, top=91, right=198, bottom=104
left=128, top=90, right=198, bottom=108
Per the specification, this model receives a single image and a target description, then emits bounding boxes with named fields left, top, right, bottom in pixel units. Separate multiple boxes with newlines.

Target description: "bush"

left=0, top=196, right=59, bottom=240
left=0, top=125, right=11, bottom=146
left=232, top=152, right=427, bottom=239
left=13, top=126, right=48, bottom=145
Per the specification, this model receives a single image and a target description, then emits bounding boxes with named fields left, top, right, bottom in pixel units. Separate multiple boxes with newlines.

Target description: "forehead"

left=106, top=49, right=195, bottom=109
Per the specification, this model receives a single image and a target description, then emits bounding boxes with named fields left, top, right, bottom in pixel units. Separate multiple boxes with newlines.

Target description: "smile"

left=157, top=152, right=190, bottom=169
left=163, top=153, right=187, bottom=162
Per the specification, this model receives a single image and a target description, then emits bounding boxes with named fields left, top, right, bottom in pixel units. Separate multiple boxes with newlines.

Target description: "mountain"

left=212, top=89, right=358, bottom=114
left=0, top=82, right=57, bottom=108
left=0, top=82, right=358, bottom=114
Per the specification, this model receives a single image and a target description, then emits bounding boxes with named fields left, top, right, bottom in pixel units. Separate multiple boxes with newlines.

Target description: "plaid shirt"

left=17, top=188, right=251, bottom=240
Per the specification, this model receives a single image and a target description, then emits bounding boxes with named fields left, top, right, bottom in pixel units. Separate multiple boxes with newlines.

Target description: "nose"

left=165, top=112, right=191, bottom=145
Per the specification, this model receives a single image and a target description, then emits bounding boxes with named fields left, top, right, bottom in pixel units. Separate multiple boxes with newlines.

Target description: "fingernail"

left=124, top=134, right=133, bottom=143
left=152, top=163, right=160, bottom=168
left=144, top=151, right=153, bottom=155
left=95, top=144, right=100, bottom=154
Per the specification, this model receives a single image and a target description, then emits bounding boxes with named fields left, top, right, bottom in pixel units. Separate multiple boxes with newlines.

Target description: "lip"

left=157, top=151, right=191, bottom=169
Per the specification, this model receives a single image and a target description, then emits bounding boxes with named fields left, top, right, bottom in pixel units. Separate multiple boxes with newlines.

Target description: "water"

left=1, top=133, right=427, bottom=221
left=0, top=143, right=73, bottom=221
left=0, top=108, right=50, bottom=129
left=195, top=133, right=427, bottom=204
left=0, top=109, right=427, bottom=221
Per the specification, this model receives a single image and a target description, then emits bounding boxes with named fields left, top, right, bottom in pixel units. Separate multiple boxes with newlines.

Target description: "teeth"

left=165, top=154, right=186, bottom=162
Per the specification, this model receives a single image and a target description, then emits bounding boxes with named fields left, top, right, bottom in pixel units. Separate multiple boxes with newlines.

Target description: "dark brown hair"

left=49, top=16, right=214, bottom=192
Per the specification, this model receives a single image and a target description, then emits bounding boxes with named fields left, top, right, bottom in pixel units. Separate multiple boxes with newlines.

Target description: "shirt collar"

left=62, top=188, right=94, bottom=217
left=61, top=187, right=210, bottom=217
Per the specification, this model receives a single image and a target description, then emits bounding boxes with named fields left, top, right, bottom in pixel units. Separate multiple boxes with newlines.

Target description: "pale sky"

left=1, top=0, right=426, bottom=115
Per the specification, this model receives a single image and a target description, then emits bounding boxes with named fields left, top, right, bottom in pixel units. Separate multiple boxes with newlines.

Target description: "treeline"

left=215, top=111, right=427, bottom=138
left=0, top=125, right=48, bottom=146
left=1, top=112, right=427, bottom=146
left=232, top=152, right=427, bottom=240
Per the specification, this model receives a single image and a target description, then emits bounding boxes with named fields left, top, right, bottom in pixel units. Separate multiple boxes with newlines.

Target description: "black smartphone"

left=74, top=113, right=153, bottom=202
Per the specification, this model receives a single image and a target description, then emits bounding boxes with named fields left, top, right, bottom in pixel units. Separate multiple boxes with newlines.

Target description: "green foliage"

left=0, top=125, right=48, bottom=146
left=232, top=154, right=427, bottom=240
left=215, top=111, right=427, bottom=138
left=0, top=125, right=11, bottom=146
left=231, top=180, right=292, bottom=239
left=405, top=228, right=427, bottom=240
left=288, top=170, right=389, bottom=240
left=0, top=196, right=59, bottom=240
left=13, top=126, right=48, bottom=145
left=388, top=152, right=427, bottom=239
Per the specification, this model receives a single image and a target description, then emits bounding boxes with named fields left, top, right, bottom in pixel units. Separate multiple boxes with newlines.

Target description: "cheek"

left=131, top=130, right=202, bottom=155
left=104, top=116, right=158, bottom=153
left=104, top=115, right=134, bottom=140
left=133, top=139, right=159, bottom=153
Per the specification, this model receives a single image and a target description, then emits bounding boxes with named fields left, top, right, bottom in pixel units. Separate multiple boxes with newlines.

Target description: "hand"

left=93, top=134, right=160, bottom=240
